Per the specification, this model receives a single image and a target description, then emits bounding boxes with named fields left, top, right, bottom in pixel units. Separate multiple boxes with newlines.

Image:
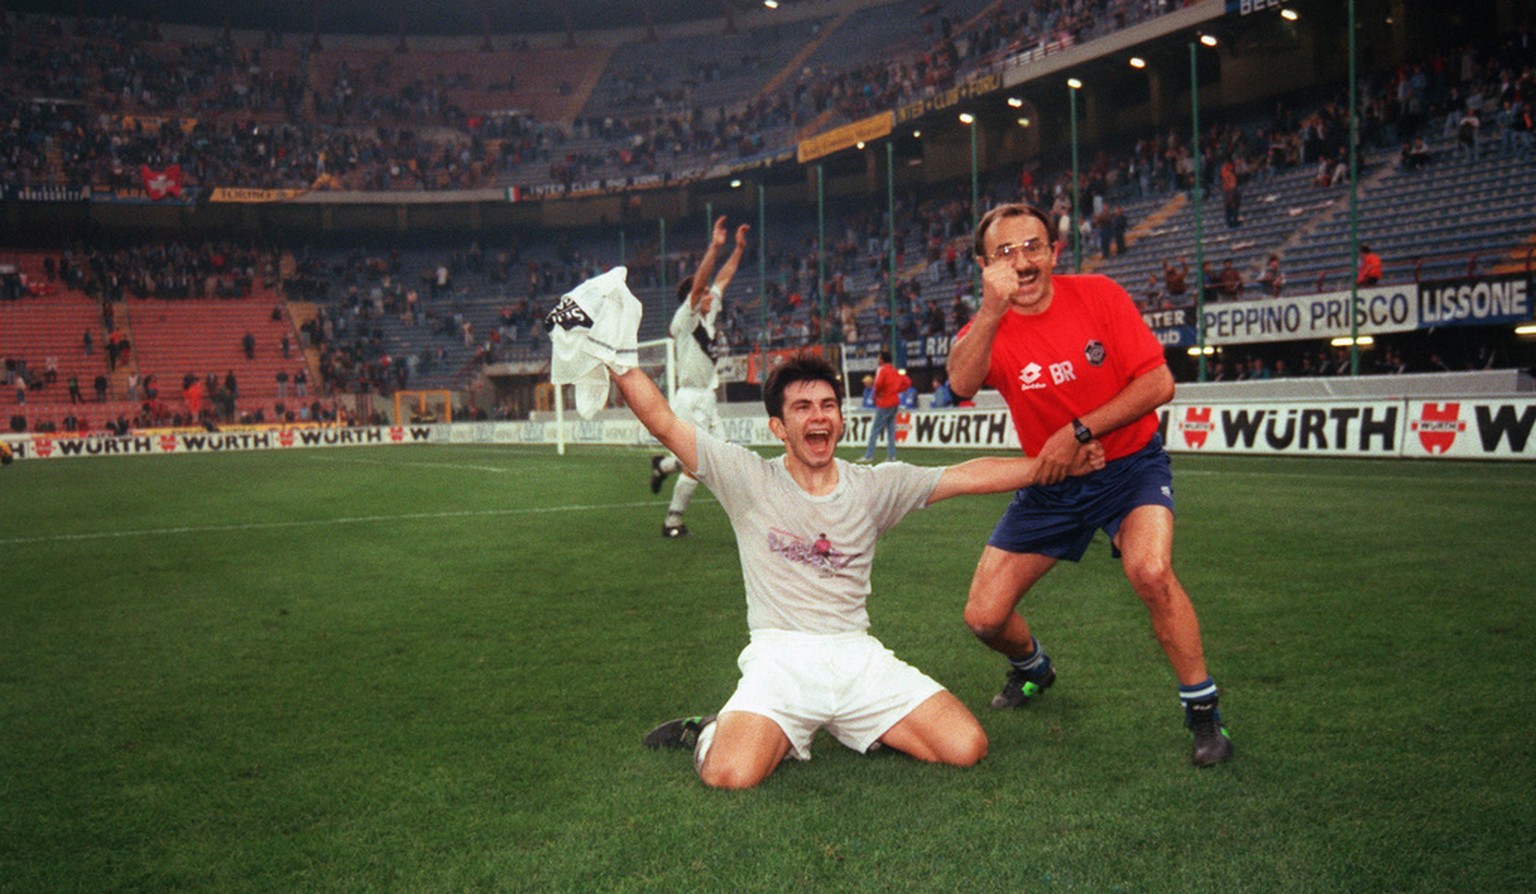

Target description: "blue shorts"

left=987, top=435, right=1174, bottom=562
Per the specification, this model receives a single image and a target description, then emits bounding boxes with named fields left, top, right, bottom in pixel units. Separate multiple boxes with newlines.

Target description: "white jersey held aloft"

left=546, top=266, right=642, bottom=418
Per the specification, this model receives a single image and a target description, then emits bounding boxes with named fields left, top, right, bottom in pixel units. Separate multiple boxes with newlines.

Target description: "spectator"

left=1258, top=255, right=1286, bottom=297
left=1457, top=108, right=1481, bottom=162
left=1357, top=245, right=1383, bottom=286
left=1218, top=260, right=1244, bottom=299
left=242, top=332, right=256, bottom=359
left=1220, top=159, right=1241, bottom=228
left=1401, top=137, right=1433, bottom=170
left=1142, top=272, right=1163, bottom=308
left=1163, top=257, right=1189, bottom=302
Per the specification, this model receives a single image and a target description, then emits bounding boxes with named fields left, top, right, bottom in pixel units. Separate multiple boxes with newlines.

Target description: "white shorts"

left=718, top=629, right=947, bottom=761
left=671, top=386, right=720, bottom=435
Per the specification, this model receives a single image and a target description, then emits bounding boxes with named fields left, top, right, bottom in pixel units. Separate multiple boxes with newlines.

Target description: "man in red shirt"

left=857, top=350, right=911, bottom=463
left=1356, top=244, right=1382, bottom=286
left=947, top=203, right=1232, bottom=767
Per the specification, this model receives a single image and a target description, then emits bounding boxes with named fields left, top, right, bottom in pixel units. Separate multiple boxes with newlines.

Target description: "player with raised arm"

left=613, top=352, right=1103, bottom=789
left=650, top=215, right=749, bottom=538
left=946, top=203, right=1232, bottom=767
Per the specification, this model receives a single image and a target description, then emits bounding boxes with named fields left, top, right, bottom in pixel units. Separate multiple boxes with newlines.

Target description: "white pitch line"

left=0, top=500, right=677, bottom=547
left=306, top=455, right=514, bottom=474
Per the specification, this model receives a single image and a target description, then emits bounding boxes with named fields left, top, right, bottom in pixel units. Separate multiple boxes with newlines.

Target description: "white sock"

left=668, top=475, right=698, bottom=518
left=692, top=719, right=717, bottom=776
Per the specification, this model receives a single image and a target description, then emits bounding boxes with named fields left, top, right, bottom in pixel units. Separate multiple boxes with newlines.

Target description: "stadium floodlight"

left=960, top=110, right=979, bottom=298
left=1007, top=96, right=1024, bottom=108
left=1514, top=324, right=1536, bottom=336
left=1280, top=8, right=1299, bottom=21
left=764, top=0, right=779, bottom=8
left=1129, top=57, right=1146, bottom=69
left=1068, top=78, right=1082, bottom=271
left=1017, top=117, right=1031, bottom=128
left=1200, top=33, right=1218, bottom=47
left=1330, top=336, right=1375, bottom=347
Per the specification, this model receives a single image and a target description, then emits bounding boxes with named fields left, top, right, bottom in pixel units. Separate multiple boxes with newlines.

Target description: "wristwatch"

left=1071, top=418, right=1093, bottom=444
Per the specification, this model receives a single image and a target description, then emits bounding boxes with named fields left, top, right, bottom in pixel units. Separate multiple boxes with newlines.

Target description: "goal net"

left=551, top=338, right=673, bottom=455
left=636, top=337, right=676, bottom=403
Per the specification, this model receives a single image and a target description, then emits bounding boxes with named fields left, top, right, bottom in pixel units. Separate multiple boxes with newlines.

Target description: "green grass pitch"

left=2, top=444, right=1533, bottom=893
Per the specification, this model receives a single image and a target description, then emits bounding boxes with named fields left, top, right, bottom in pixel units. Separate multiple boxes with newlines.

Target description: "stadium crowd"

left=2, top=6, right=1533, bottom=434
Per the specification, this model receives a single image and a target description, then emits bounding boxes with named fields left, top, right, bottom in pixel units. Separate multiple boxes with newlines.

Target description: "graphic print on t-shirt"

left=768, top=527, right=857, bottom=577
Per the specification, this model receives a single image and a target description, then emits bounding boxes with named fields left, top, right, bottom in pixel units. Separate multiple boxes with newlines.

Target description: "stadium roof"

left=7, top=0, right=788, bottom=38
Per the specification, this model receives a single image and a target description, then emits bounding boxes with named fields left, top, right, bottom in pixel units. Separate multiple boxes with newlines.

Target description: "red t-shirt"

left=954, top=274, right=1166, bottom=462
left=1357, top=252, right=1382, bottom=285
left=872, top=362, right=910, bottom=409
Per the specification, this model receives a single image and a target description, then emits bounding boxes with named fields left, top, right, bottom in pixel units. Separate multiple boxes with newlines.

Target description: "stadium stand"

left=0, top=2, right=1532, bottom=430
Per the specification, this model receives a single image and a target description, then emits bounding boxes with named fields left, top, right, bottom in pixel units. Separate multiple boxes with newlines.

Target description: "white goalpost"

left=553, top=336, right=675, bottom=455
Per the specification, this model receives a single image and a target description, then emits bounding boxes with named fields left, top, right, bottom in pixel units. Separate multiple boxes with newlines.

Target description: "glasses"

left=989, top=239, right=1053, bottom=264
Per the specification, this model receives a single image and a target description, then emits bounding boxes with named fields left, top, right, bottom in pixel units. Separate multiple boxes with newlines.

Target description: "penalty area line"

left=306, top=454, right=515, bottom=474
left=0, top=500, right=669, bottom=547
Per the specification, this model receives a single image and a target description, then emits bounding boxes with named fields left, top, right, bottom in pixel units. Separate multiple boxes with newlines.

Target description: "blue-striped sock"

left=1008, top=637, right=1051, bottom=679
left=1179, top=677, right=1222, bottom=725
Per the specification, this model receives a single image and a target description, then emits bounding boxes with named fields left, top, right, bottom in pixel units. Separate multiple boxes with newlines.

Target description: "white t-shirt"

left=670, top=284, right=722, bottom=389
left=694, top=428, right=943, bottom=634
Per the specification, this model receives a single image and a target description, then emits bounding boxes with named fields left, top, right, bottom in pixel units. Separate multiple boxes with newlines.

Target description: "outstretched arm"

left=610, top=367, right=698, bottom=473
left=688, top=216, right=730, bottom=311
left=924, top=441, right=1104, bottom=506
left=712, top=224, right=751, bottom=293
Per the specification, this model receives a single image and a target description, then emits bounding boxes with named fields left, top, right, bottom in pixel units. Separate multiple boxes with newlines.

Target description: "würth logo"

left=1410, top=402, right=1466, bottom=454
left=1179, top=407, right=1214, bottom=449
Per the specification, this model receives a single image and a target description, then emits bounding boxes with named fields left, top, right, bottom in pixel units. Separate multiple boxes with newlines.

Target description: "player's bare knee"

left=697, top=761, right=764, bottom=790
left=963, top=605, right=1007, bottom=641
left=949, top=729, right=989, bottom=767
left=1125, top=560, right=1177, bottom=603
